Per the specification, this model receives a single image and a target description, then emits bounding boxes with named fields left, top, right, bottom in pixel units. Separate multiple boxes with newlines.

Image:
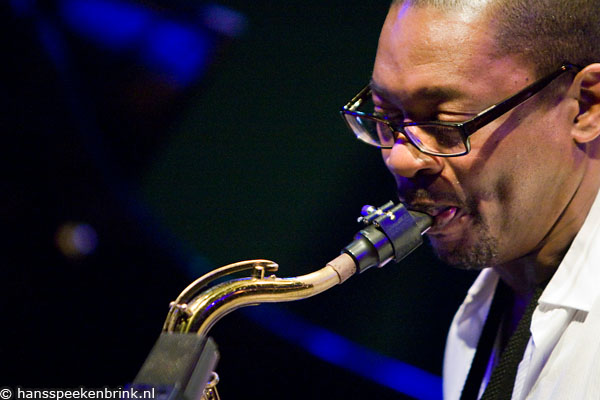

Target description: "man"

left=341, top=0, right=600, bottom=398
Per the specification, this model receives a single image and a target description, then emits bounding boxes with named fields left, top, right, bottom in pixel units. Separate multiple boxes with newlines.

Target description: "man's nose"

left=382, top=140, right=443, bottom=178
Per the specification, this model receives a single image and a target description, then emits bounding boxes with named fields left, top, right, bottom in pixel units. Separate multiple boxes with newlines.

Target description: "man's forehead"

left=383, top=2, right=496, bottom=66
left=370, top=78, right=464, bottom=104
left=373, top=1, right=532, bottom=107
left=394, top=0, right=496, bottom=21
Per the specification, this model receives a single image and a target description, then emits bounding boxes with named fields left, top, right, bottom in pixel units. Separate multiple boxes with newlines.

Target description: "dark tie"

left=460, top=281, right=544, bottom=400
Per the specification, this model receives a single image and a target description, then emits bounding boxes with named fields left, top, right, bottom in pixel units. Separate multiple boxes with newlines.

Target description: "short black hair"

left=392, top=0, right=600, bottom=78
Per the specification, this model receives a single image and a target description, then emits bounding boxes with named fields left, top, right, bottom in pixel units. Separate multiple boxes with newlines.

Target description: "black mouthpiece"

left=342, top=202, right=432, bottom=274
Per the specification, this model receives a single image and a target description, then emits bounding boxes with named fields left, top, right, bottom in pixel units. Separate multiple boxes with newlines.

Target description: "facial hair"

left=428, top=210, right=499, bottom=270
left=404, top=188, right=500, bottom=270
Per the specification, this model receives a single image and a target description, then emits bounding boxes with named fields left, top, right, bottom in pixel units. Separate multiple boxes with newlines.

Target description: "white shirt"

left=443, top=189, right=600, bottom=400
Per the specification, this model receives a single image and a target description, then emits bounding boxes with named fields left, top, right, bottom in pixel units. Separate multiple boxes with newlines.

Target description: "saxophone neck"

left=164, top=254, right=357, bottom=336
left=163, top=202, right=432, bottom=337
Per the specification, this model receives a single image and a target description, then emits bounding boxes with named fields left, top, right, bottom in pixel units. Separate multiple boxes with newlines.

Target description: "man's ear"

left=571, top=63, right=600, bottom=143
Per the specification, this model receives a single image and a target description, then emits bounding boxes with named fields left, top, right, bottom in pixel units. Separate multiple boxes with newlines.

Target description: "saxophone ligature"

left=131, top=202, right=432, bottom=400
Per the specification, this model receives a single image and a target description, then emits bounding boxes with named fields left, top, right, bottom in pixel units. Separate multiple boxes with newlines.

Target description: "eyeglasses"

left=340, top=63, right=581, bottom=157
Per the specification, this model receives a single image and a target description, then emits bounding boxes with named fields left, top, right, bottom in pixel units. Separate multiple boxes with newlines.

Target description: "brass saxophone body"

left=162, top=256, right=353, bottom=336
left=135, top=202, right=432, bottom=399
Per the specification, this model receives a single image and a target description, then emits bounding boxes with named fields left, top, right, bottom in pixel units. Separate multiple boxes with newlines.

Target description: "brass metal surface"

left=163, top=257, right=352, bottom=336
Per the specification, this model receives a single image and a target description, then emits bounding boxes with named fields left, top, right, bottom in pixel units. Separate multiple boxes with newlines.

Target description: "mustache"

left=399, top=187, right=471, bottom=213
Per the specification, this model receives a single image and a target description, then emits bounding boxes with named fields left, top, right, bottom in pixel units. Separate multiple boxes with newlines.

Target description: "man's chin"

left=427, top=233, right=498, bottom=270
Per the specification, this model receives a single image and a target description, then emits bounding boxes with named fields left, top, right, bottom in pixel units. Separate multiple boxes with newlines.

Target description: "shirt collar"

left=539, top=188, right=600, bottom=312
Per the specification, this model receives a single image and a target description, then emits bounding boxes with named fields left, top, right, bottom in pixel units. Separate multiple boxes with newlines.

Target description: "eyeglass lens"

left=344, top=111, right=467, bottom=154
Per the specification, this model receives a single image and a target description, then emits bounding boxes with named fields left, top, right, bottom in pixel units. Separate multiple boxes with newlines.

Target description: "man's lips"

left=430, top=206, right=459, bottom=232
left=408, top=204, right=465, bottom=234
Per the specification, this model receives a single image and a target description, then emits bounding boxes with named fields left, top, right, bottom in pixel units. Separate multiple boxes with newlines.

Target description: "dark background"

left=2, top=0, right=476, bottom=398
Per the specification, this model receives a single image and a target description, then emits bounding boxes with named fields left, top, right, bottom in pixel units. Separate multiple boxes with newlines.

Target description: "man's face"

left=372, top=3, right=584, bottom=269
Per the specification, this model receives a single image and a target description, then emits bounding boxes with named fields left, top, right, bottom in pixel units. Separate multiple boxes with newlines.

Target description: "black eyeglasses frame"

left=340, top=63, right=582, bottom=157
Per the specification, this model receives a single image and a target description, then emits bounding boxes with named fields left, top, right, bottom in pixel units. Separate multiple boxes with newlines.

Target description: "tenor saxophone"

left=133, top=202, right=431, bottom=400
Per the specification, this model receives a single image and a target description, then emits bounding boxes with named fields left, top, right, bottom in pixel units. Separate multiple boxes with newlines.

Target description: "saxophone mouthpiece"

left=344, top=201, right=432, bottom=273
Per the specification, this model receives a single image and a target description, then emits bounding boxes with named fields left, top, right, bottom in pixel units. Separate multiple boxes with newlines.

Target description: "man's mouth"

left=430, top=206, right=460, bottom=231
left=409, top=204, right=464, bottom=234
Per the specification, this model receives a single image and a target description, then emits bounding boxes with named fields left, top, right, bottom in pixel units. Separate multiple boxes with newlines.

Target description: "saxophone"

left=132, top=202, right=432, bottom=400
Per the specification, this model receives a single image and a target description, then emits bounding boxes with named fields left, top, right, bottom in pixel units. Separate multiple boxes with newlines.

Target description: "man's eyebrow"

left=369, top=79, right=395, bottom=101
left=369, top=78, right=464, bottom=103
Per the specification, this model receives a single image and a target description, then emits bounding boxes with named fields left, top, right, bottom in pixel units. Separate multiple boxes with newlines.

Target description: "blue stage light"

left=59, top=0, right=151, bottom=51
left=244, top=306, right=443, bottom=400
left=139, top=20, right=211, bottom=86
left=58, top=0, right=214, bottom=86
